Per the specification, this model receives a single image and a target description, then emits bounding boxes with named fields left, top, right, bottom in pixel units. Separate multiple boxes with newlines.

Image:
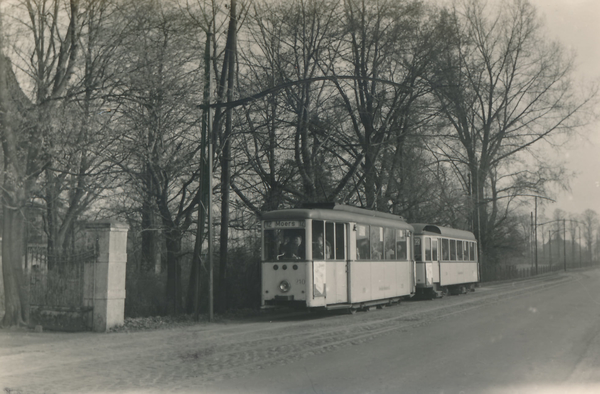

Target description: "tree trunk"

left=1, top=192, right=29, bottom=327
left=164, top=228, right=182, bottom=315
left=141, top=195, right=161, bottom=273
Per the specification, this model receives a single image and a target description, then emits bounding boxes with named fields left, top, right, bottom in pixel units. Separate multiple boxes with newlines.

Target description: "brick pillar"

left=83, top=221, right=128, bottom=332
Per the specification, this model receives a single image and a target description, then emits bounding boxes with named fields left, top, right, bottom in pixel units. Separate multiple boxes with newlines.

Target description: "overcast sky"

left=527, top=0, right=600, bottom=218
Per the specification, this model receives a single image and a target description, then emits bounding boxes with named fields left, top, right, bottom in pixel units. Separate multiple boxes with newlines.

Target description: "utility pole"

left=534, top=197, right=538, bottom=275
left=548, top=230, right=552, bottom=268
left=194, top=30, right=214, bottom=322
left=579, top=227, right=582, bottom=268
left=563, top=219, right=567, bottom=272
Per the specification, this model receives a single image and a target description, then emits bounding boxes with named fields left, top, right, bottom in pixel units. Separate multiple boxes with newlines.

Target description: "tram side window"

left=264, top=228, right=305, bottom=261
left=442, top=238, right=449, bottom=260
left=312, top=220, right=326, bottom=259
left=356, top=225, right=370, bottom=260
left=450, top=239, right=457, bottom=261
left=397, top=230, right=407, bottom=260
left=384, top=228, right=396, bottom=260
left=457, top=240, right=463, bottom=260
left=425, top=237, right=432, bottom=261
left=463, top=241, right=469, bottom=261
left=370, top=226, right=383, bottom=260
left=335, top=223, right=346, bottom=260
left=414, top=237, right=422, bottom=261
left=432, top=239, right=438, bottom=261
left=470, top=242, right=476, bottom=261
left=325, top=222, right=335, bottom=259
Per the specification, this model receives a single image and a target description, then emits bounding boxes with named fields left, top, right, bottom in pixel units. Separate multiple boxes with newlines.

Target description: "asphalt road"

left=212, top=269, right=600, bottom=394
left=1, top=268, right=599, bottom=394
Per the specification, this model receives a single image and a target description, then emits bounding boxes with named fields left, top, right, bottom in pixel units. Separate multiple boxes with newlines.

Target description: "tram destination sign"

left=264, top=220, right=305, bottom=229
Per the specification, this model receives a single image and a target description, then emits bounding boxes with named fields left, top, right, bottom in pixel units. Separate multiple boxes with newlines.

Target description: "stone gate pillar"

left=83, top=221, right=128, bottom=332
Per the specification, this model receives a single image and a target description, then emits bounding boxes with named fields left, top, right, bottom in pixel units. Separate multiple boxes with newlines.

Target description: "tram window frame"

left=370, top=226, right=383, bottom=260
left=312, top=220, right=325, bottom=260
left=425, top=237, right=432, bottom=261
left=450, top=239, right=457, bottom=261
left=264, top=228, right=306, bottom=261
left=325, top=222, right=334, bottom=259
left=384, top=227, right=396, bottom=260
left=457, top=240, right=463, bottom=260
left=432, top=239, right=438, bottom=261
left=335, top=223, right=346, bottom=260
left=414, top=237, right=422, bottom=261
left=356, top=225, right=370, bottom=260
left=442, top=238, right=449, bottom=260
left=397, top=229, right=407, bottom=260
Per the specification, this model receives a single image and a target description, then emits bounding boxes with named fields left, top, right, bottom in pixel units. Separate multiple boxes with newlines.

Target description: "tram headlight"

left=279, top=280, right=291, bottom=293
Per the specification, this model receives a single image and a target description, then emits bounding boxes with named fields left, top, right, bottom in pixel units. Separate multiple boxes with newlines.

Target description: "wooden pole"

left=534, top=197, right=538, bottom=275
left=208, top=142, right=214, bottom=322
left=563, top=219, right=567, bottom=272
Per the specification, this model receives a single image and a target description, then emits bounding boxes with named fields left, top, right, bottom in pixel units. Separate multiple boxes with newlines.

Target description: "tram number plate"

left=296, top=279, right=306, bottom=285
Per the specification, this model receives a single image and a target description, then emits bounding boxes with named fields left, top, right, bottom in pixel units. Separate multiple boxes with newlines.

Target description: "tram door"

left=312, top=220, right=347, bottom=305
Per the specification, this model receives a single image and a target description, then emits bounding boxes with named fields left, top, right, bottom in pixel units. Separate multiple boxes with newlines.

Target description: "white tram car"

left=261, top=204, right=415, bottom=311
left=411, top=224, right=479, bottom=298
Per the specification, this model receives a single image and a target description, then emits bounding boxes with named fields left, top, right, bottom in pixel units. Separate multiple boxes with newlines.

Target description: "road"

left=1, top=268, right=599, bottom=394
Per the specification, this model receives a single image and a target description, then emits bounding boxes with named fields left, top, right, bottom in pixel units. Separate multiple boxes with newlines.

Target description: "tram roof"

left=260, top=203, right=412, bottom=229
left=411, top=223, right=476, bottom=241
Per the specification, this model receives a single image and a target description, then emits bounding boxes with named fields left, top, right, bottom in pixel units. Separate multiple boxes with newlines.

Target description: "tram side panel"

left=325, top=260, right=348, bottom=305
left=348, top=261, right=371, bottom=303
left=348, top=260, right=413, bottom=303
left=439, top=261, right=479, bottom=286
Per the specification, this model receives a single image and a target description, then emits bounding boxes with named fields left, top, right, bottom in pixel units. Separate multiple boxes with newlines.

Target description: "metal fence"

left=29, top=245, right=98, bottom=309
left=480, top=260, right=599, bottom=283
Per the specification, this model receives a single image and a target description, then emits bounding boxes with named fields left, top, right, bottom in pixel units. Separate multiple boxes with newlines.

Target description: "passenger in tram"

left=313, top=233, right=332, bottom=259
left=385, top=246, right=395, bottom=260
left=282, top=235, right=304, bottom=259
left=371, top=245, right=382, bottom=260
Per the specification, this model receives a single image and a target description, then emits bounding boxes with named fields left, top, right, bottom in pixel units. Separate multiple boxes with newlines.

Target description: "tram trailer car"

left=411, top=224, right=479, bottom=298
left=260, top=204, right=415, bottom=311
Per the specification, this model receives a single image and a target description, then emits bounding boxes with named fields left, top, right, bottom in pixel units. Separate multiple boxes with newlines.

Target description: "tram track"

left=2, top=270, right=588, bottom=394
left=185, top=272, right=577, bottom=387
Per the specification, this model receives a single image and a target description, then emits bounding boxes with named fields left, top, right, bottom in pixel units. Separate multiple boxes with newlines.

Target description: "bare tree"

left=0, top=0, right=83, bottom=327
left=108, top=0, right=204, bottom=314
left=328, top=0, right=433, bottom=210
left=40, top=0, right=126, bottom=268
left=233, top=0, right=347, bottom=210
left=427, top=0, right=595, bottom=260
left=581, top=209, right=598, bottom=263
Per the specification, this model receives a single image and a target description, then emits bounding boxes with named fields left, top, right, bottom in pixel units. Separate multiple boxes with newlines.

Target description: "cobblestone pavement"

left=0, top=271, right=582, bottom=394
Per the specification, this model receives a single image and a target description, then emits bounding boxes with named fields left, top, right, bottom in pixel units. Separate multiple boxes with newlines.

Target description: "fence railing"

left=29, top=248, right=97, bottom=309
left=480, top=259, right=599, bottom=282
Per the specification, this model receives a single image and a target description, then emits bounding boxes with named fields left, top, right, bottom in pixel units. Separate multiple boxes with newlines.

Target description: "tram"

left=260, top=203, right=415, bottom=311
left=411, top=224, right=479, bottom=298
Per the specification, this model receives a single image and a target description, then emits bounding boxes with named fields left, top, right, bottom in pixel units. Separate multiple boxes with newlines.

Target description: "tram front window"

left=264, top=229, right=306, bottom=261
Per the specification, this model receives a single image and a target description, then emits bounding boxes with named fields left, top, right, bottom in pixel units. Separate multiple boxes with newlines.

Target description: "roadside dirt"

left=0, top=271, right=582, bottom=394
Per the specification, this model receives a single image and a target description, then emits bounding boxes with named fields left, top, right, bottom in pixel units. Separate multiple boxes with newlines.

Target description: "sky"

left=527, top=0, right=600, bottom=218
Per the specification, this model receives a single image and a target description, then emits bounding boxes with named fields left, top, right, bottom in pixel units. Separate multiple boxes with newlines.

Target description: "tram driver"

left=281, top=234, right=304, bottom=259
